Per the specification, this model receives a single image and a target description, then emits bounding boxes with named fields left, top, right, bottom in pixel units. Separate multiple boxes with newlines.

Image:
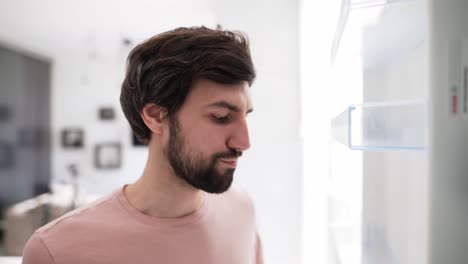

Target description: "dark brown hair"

left=120, top=26, right=256, bottom=144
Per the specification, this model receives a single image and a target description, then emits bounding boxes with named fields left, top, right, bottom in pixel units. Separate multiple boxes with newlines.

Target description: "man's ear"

left=141, top=103, right=168, bottom=135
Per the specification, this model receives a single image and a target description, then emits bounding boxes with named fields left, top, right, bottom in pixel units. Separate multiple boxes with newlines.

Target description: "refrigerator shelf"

left=331, top=100, right=427, bottom=151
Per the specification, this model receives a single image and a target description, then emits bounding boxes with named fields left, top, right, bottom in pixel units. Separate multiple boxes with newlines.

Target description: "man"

left=22, top=26, right=263, bottom=264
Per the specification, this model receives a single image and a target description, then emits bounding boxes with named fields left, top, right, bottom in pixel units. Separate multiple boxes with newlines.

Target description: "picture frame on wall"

left=98, top=107, right=115, bottom=121
left=94, top=143, right=122, bottom=169
left=0, top=142, right=14, bottom=169
left=61, top=128, right=84, bottom=149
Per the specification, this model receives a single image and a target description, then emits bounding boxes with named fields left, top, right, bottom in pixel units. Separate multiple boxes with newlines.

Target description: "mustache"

left=214, top=148, right=242, bottom=160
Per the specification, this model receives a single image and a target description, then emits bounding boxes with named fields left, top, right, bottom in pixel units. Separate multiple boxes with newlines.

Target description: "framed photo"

left=61, top=128, right=84, bottom=149
left=94, top=143, right=122, bottom=169
left=0, top=142, right=14, bottom=169
left=98, top=107, right=115, bottom=121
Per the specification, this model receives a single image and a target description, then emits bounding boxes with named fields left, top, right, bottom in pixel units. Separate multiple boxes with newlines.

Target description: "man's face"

left=163, top=79, right=253, bottom=194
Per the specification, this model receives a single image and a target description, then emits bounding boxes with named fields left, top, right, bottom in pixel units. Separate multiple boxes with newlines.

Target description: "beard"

left=163, top=116, right=242, bottom=194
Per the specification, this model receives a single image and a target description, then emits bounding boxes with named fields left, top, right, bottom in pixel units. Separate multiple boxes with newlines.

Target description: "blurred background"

left=6, top=1, right=468, bottom=264
left=0, top=0, right=331, bottom=263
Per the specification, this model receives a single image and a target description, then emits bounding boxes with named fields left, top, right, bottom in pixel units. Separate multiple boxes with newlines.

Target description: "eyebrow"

left=206, top=101, right=254, bottom=114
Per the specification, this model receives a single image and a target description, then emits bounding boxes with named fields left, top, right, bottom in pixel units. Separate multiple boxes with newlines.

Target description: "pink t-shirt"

left=22, top=185, right=263, bottom=264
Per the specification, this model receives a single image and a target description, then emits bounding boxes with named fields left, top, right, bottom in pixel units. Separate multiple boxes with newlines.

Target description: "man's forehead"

left=187, top=79, right=253, bottom=112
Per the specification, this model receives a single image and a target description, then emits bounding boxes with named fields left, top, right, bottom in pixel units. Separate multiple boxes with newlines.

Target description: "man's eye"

left=212, top=115, right=230, bottom=123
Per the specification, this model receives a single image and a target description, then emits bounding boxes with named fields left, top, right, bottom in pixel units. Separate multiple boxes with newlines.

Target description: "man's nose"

left=227, top=118, right=251, bottom=152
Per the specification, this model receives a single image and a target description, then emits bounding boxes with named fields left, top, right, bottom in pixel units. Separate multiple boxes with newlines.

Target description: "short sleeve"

left=22, top=234, right=56, bottom=264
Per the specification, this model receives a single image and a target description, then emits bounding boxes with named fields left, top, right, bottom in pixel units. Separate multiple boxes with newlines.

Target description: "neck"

left=124, top=143, right=205, bottom=218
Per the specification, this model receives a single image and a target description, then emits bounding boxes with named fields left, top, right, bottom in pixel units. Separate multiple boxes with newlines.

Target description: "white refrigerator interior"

left=329, top=0, right=468, bottom=263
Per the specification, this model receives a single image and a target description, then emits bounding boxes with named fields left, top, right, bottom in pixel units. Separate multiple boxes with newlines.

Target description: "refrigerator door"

left=428, top=1, right=468, bottom=263
left=328, top=0, right=429, bottom=263
left=330, top=0, right=468, bottom=263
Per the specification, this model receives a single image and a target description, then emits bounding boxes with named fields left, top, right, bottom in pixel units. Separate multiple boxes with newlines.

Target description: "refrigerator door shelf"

left=331, top=100, right=427, bottom=151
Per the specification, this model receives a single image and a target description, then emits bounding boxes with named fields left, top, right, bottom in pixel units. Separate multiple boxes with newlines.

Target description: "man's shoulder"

left=23, top=191, right=122, bottom=263
left=35, top=190, right=119, bottom=238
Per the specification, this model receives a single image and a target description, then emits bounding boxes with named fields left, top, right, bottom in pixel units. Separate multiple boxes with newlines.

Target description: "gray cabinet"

left=0, top=46, right=51, bottom=214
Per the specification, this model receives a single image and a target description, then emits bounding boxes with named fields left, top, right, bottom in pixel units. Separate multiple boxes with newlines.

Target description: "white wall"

left=0, top=1, right=301, bottom=264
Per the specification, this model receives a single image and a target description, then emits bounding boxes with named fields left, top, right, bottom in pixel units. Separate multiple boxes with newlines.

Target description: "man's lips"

left=219, top=159, right=237, bottom=167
